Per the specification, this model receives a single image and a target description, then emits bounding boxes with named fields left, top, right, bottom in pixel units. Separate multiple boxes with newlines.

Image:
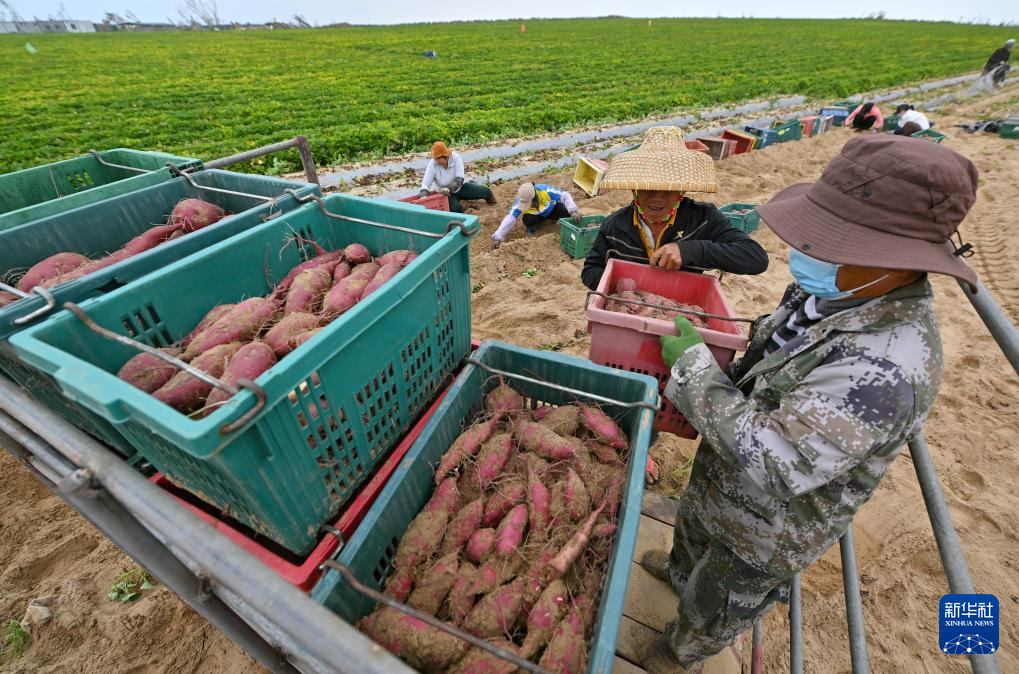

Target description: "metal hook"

left=218, top=379, right=268, bottom=436
left=320, top=560, right=554, bottom=674
left=87, top=149, right=150, bottom=174
left=465, top=357, right=660, bottom=411
left=175, top=170, right=276, bottom=202
left=0, top=282, right=60, bottom=325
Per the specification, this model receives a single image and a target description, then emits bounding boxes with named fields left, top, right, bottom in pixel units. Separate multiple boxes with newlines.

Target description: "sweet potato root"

left=468, top=577, right=526, bottom=638
left=117, top=348, right=181, bottom=394
left=263, top=312, right=320, bottom=357
left=182, top=298, right=278, bottom=361
left=343, top=242, right=372, bottom=264
left=17, top=252, right=89, bottom=292
left=284, top=267, right=332, bottom=314
left=365, top=606, right=469, bottom=672
left=538, top=404, right=580, bottom=437
left=481, top=478, right=526, bottom=527
left=153, top=342, right=243, bottom=413
left=440, top=497, right=484, bottom=555
left=515, top=421, right=581, bottom=460
left=203, top=341, right=277, bottom=413
left=580, top=406, right=628, bottom=450
left=407, top=551, right=460, bottom=616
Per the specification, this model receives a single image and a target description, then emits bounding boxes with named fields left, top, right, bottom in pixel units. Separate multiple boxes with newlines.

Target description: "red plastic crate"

left=684, top=139, right=709, bottom=154
left=700, top=137, right=736, bottom=161
left=149, top=383, right=451, bottom=591
left=720, top=130, right=756, bottom=155
left=586, top=259, right=748, bottom=437
left=398, top=192, right=450, bottom=211
left=800, top=115, right=818, bottom=137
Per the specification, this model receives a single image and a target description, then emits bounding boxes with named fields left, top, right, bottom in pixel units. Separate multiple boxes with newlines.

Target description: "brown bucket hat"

left=756, top=134, right=979, bottom=290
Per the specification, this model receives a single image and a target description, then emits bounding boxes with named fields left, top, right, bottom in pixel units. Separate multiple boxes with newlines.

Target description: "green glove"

left=660, top=316, right=704, bottom=368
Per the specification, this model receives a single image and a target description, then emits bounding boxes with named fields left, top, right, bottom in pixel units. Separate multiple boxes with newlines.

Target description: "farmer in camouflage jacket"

left=640, top=135, right=981, bottom=673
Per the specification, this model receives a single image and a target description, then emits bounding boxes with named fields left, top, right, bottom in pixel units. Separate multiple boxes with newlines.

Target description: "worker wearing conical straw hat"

left=581, top=126, right=767, bottom=292
left=642, top=135, right=980, bottom=673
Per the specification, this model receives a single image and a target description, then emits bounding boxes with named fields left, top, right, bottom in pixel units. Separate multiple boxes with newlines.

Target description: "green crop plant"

left=1, top=619, right=28, bottom=662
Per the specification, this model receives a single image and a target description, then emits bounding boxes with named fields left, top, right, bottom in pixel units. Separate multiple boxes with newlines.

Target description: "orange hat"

left=431, top=141, right=452, bottom=158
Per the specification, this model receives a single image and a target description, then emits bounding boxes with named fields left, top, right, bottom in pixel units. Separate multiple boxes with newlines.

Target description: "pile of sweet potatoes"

left=358, top=381, right=631, bottom=674
left=0, top=199, right=227, bottom=307
left=605, top=278, right=707, bottom=327
left=114, top=238, right=418, bottom=417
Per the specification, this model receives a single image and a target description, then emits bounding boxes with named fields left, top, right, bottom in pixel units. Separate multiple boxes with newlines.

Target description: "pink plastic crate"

left=684, top=139, right=709, bottom=154
left=586, top=259, right=748, bottom=437
left=700, top=137, right=737, bottom=161
left=398, top=192, right=450, bottom=211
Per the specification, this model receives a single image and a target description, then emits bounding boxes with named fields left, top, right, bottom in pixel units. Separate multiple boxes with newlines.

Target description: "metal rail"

left=960, top=280, right=1019, bottom=376
left=751, top=619, right=764, bottom=674
left=789, top=574, right=804, bottom=674
left=839, top=529, right=871, bottom=673
left=204, top=136, right=320, bottom=187
left=0, top=376, right=413, bottom=674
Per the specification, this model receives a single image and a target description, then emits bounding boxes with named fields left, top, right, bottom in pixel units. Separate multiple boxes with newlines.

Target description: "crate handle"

left=604, top=247, right=715, bottom=275
left=87, top=149, right=152, bottom=175
left=0, top=282, right=59, bottom=325
left=465, top=357, right=660, bottom=412
left=585, top=290, right=756, bottom=325
left=284, top=190, right=481, bottom=240
left=320, top=559, right=554, bottom=674
left=63, top=302, right=269, bottom=433
left=169, top=167, right=280, bottom=205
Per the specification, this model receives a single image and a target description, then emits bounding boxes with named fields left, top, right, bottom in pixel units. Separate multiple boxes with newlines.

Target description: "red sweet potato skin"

left=332, top=260, right=352, bottom=284
left=465, top=527, right=497, bottom=563
left=481, top=478, right=526, bottom=527
left=117, top=349, right=180, bottom=394
left=359, top=262, right=401, bottom=300
left=468, top=577, right=527, bottom=638
left=449, top=640, right=519, bottom=674
left=423, top=476, right=460, bottom=515
left=494, top=504, right=527, bottom=557
left=153, top=342, right=243, bottom=412
left=343, top=243, right=372, bottom=264
left=271, top=250, right=344, bottom=300
left=392, top=509, right=450, bottom=575
left=182, top=304, right=235, bottom=348
left=580, top=406, right=628, bottom=449
left=537, top=609, right=586, bottom=674
left=364, top=606, right=469, bottom=672
left=168, top=198, right=225, bottom=232
left=203, top=341, right=277, bottom=412
left=182, top=298, right=278, bottom=361
left=515, top=421, right=581, bottom=460
left=407, top=551, right=460, bottom=616
left=321, top=276, right=369, bottom=318
left=440, top=497, right=484, bottom=555
left=284, top=267, right=332, bottom=314
left=18, top=252, right=89, bottom=291
left=263, top=312, right=320, bottom=357
left=375, top=249, right=417, bottom=267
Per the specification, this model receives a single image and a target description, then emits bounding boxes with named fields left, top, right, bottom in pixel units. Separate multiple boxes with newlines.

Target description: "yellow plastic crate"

left=573, top=157, right=609, bottom=197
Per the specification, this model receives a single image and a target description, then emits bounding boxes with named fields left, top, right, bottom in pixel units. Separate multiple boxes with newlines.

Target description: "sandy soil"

left=2, top=83, right=1017, bottom=673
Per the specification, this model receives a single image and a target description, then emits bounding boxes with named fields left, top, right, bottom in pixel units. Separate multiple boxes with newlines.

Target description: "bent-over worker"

left=845, top=102, right=883, bottom=131
left=581, top=126, right=768, bottom=291
left=492, top=182, right=580, bottom=249
left=419, top=141, right=496, bottom=213
left=893, top=104, right=931, bottom=133
left=983, top=39, right=1014, bottom=86
left=641, top=134, right=980, bottom=673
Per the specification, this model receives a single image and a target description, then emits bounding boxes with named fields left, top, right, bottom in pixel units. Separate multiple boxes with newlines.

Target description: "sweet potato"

left=17, top=252, right=89, bottom=291
left=383, top=566, right=415, bottom=602
left=481, top=478, right=526, bottom=527
left=615, top=277, right=639, bottom=293
left=117, top=348, right=181, bottom=394
left=540, top=502, right=606, bottom=586
left=588, top=440, right=624, bottom=465
left=520, top=579, right=568, bottom=659
left=434, top=418, right=498, bottom=484
left=472, top=557, right=523, bottom=597
left=153, top=342, right=243, bottom=412
left=168, top=198, right=225, bottom=232
left=332, top=260, right=352, bottom=284
left=408, top=551, right=459, bottom=616
left=531, top=406, right=554, bottom=421
left=440, top=497, right=484, bottom=555
left=472, top=433, right=514, bottom=488
left=516, top=421, right=581, bottom=460
left=284, top=267, right=332, bottom=314
left=494, top=504, right=527, bottom=558
left=375, top=249, right=417, bottom=267
left=538, top=404, right=580, bottom=437
left=449, top=640, right=519, bottom=674
left=343, top=242, right=372, bottom=264
left=321, top=276, right=369, bottom=318
left=183, top=298, right=279, bottom=361
left=359, top=262, right=401, bottom=300
left=527, top=467, right=551, bottom=538
left=118, top=222, right=184, bottom=258
left=448, top=562, right=478, bottom=624
left=271, top=250, right=344, bottom=300
left=263, top=312, right=320, bottom=357
left=563, top=467, right=591, bottom=523
left=392, top=509, right=449, bottom=573
left=484, top=380, right=522, bottom=416
left=468, top=577, right=527, bottom=638
left=424, top=477, right=460, bottom=516
left=203, top=341, right=277, bottom=413
left=349, top=261, right=380, bottom=282
left=182, top=304, right=236, bottom=348
left=465, top=528, right=497, bottom=563
left=537, top=610, right=586, bottom=674
left=291, top=328, right=320, bottom=348
left=0, top=291, right=20, bottom=307
left=580, top=406, right=628, bottom=450
left=367, top=606, right=469, bottom=672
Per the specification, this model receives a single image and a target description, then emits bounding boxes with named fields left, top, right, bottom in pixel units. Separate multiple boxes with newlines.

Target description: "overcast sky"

left=8, top=0, right=1018, bottom=26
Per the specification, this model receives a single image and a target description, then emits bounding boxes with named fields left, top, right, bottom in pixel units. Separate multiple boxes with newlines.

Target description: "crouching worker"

left=641, top=134, right=979, bottom=673
left=845, top=102, right=883, bottom=132
left=581, top=126, right=768, bottom=290
left=418, top=141, right=496, bottom=213
left=491, top=182, right=581, bottom=249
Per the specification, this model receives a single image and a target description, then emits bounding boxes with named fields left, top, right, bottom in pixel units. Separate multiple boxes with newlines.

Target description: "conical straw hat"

left=602, top=126, right=718, bottom=193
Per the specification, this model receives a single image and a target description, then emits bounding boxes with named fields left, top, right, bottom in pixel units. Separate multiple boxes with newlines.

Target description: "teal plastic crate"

left=820, top=106, right=851, bottom=126
left=720, top=203, right=760, bottom=234
left=311, top=340, right=657, bottom=673
left=0, top=149, right=201, bottom=231
left=912, top=129, right=946, bottom=143
left=0, top=169, right=318, bottom=342
left=743, top=125, right=777, bottom=149
left=1001, top=116, right=1019, bottom=139
left=771, top=118, right=803, bottom=143
left=882, top=114, right=901, bottom=132
left=11, top=195, right=477, bottom=554
left=559, top=215, right=605, bottom=259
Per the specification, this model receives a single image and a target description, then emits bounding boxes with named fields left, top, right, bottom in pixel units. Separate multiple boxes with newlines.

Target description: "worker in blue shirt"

left=491, top=182, right=581, bottom=249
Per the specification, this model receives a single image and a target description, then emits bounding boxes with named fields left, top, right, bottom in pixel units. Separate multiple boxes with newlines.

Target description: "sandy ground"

left=2, top=83, right=1018, bottom=673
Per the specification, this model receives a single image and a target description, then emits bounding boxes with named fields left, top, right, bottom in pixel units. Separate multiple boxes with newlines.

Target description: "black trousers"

left=522, top=203, right=571, bottom=233
left=852, top=115, right=877, bottom=131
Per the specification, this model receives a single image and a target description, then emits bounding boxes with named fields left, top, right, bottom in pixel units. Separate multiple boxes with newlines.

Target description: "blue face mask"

left=789, top=248, right=888, bottom=299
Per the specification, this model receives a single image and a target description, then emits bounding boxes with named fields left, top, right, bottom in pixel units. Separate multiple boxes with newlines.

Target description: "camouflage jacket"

left=664, top=278, right=943, bottom=577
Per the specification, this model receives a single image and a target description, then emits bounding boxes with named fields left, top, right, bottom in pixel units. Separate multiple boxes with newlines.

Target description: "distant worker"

left=492, top=182, right=581, bottom=249
left=892, top=104, right=931, bottom=134
left=581, top=126, right=768, bottom=291
left=983, top=38, right=1014, bottom=87
left=643, top=134, right=980, bottom=673
left=418, top=142, right=496, bottom=213
left=845, top=102, right=883, bottom=132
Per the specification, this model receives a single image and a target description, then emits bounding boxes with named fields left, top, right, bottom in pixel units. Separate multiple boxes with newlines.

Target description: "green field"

left=0, top=18, right=1009, bottom=174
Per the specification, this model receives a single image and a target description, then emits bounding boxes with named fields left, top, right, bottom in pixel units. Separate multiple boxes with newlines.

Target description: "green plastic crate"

left=771, top=118, right=803, bottom=143
left=559, top=215, right=605, bottom=259
left=0, top=169, right=318, bottom=342
left=1001, top=116, right=1019, bottom=139
left=311, top=340, right=657, bottom=673
left=0, top=149, right=201, bottom=231
left=912, top=129, right=946, bottom=143
left=882, top=114, right=901, bottom=132
left=720, top=203, right=760, bottom=234
left=11, top=195, right=477, bottom=554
